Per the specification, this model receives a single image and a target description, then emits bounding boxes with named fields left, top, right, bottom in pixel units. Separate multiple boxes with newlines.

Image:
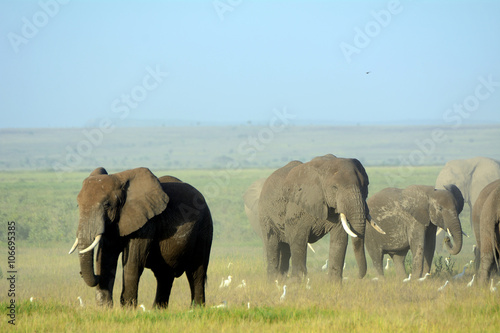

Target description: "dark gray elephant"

left=366, top=184, right=464, bottom=278
left=472, top=179, right=500, bottom=284
left=69, top=167, right=213, bottom=308
left=258, top=154, right=384, bottom=282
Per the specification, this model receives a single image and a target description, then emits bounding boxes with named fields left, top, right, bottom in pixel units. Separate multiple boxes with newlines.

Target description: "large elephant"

left=258, top=154, right=384, bottom=282
left=69, top=167, right=213, bottom=308
left=472, top=179, right=500, bottom=284
left=365, top=184, right=464, bottom=278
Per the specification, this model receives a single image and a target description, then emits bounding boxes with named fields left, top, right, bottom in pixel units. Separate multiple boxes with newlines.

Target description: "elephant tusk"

left=436, top=228, right=443, bottom=236
left=79, top=234, right=102, bottom=254
left=369, top=219, right=386, bottom=235
left=307, top=243, right=316, bottom=253
left=340, top=213, right=357, bottom=238
left=447, top=228, right=452, bottom=238
left=68, top=238, right=79, bottom=254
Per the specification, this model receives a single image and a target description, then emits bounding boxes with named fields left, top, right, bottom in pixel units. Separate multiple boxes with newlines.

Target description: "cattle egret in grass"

left=280, top=285, right=287, bottom=302
left=237, top=280, right=246, bottom=289
left=384, top=257, right=391, bottom=270
left=219, top=275, right=232, bottom=288
left=322, top=259, right=328, bottom=271
left=30, top=297, right=35, bottom=302
left=213, top=300, right=228, bottom=309
left=438, top=280, right=449, bottom=292
left=445, top=256, right=451, bottom=267
left=467, top=274, right=475, bottom=287
left=275, top=280, right=281, bottom=291
left=403, top=274, right=412, bottom=283
left=77, top=296, right=84, bottom=307
left=490, top=279, right=497, bottom=293
left=453, top=264, right=468, bottom=279
left=139, top=304, right=146, bottom=312
left=418, top=273, right=431, bottom=282
left=306, top=278, right=311, bottom=290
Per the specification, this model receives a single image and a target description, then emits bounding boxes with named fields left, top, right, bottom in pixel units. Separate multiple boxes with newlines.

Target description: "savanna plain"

left=0, top=125, right=499, bottom=332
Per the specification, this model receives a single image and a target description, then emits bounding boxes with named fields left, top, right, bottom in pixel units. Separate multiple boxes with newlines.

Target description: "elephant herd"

left=68, top=156, right=500, bottom=309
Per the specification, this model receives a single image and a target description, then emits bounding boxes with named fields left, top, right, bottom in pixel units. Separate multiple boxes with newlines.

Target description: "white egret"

left=322, top=259, right=328, bottom=271
left=77, top=296, right=84, bottom=307
left=437, top=280, right=449, bottom=292
left=467, top=274, right=475, bottom=287
left=403, top=274, right=412, bottom=283
left=237, top=280, right=246, bottom=289
left=280, top=285, right=287, bottom=302
left=490, top=279, right=497, bottom=293
left=384, top=257, right=391, bottom=270
left=306, top=278, right=311, bottom=290
left=418, top=273, right=431, bottom=282
left=219, top=275, right=232, bottom=288
left=213, top=300, right=228, bottom=309
left=139, top=304, right=146, bottom=312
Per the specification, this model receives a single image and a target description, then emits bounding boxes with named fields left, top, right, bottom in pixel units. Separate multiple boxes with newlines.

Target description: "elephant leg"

left=186, top=264, right=207, bottom=307
left=289, top=229, right=308, bottom=280
left=278, top=242, right=291, bottom=276
left=410, top=237, right=425, bottom=278
left=478, top=237, right=495, bottom=284
left=423, top=225, right=437, bottom=275
left=367, top=247, right=384, bottom=277
left=95, top=236, right=120, bottom=306
left=391, top=253, right=408, bottom=278
left=328, top=222, right=348, bottom=282
left=264, top=226, right=281, bottom=281
left=152, top=269, right=174, bottom=308
left=120, top=238, right=149, bottom=307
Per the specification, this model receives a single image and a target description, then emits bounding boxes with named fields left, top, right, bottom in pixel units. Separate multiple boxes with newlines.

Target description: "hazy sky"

left=1, top=0, right=499, bottom=128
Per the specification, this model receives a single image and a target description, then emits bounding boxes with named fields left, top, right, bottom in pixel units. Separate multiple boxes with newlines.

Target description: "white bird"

left=445, top=256, right=451, bottom=267
left=213, top=300, right=228, bottom=309
left=139, top=304, right=146, bottom=312
left=30, top=297, right=35, bottom=302
left=247, top=302, right=250, bottom=309
left=418, top=273, right=431, bottom=282
left=403, top=273, right=412, bottom=283
left=438, top=280, right=449, bottom=292
left=275, top=280, right=281, bottom=291
left=467, top=274, right=475, bottom=287
left=384, top=257, right=391, bottom=270
left=322, top=259, right=328, bottom=271
left=219, top=275, right=232, bottom=288
left=280, top=285, right=287, bottom=302
left=371, top=277, right=379, bottom=282
left=237, top=280, right=246, bottom=289
left=490, top=279, right=497, bottom=293
left=306, top=278, right=311, bottom=290
left=77, top=296, right=84, bottom=307
left=227, top=262, right=233, bottom=269
left=453, top=264, right=468, bottom=279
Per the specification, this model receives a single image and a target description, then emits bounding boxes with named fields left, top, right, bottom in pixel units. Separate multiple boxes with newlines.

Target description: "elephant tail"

left=493, top=224, right=500, bottom=271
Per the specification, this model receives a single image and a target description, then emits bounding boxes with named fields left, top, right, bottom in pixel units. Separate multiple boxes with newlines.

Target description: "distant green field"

left=1, top=166, right=498, bottom=331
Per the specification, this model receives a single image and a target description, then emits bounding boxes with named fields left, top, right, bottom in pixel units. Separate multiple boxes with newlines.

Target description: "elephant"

left=258, top=154, right=385, bottom=282
left=365, top=184, right=464, bottom=278
left=472, top=179, right=500, bottom=284
left=68, top=167, right=213, bottom=308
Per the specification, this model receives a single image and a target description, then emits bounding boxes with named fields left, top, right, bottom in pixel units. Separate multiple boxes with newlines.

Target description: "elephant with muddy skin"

left=472, top=179, right=500, bottom=284
left=258, top=154, right=384, bottom=282
left=69, top=167, right=213, bottom=308
left=365, top=184, right=464, bottom=278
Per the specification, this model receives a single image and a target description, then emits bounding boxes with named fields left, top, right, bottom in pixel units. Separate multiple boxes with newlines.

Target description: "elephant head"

left=285, top=154, right=373, bottom=277
left=69, top=167, right=169, bottom=287
left=425, top=184, right=464, bottom=255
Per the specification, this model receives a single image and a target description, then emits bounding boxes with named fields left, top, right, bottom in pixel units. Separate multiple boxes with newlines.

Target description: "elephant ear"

left=444, top=184, right=465, bottom=214
left=113, top=168, right=169, bottom=236
left=284, top=163, right=328, bottom=220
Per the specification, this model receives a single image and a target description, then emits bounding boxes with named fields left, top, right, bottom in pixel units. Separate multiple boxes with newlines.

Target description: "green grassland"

left=1, top=166, right=499, bottom=332
left=0, top=124, right=499, bottom=331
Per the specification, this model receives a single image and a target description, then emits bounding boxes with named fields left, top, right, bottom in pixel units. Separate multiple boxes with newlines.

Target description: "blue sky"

left=1, top=0, right=499, bottom=128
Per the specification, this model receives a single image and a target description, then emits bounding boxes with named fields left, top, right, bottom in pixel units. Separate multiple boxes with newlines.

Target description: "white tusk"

left=68, top=238, right=79, bottom=254
left=307, top=243, right=316, bottom=253
left=436, top=228, right=443, bottom=236
left=340, top=213, right=357, bottom=238
left=79, top=234, right=102, bottom=254
left=370, top=219, right=386, bottom=235
left=447, top=228, right=452, bottom=238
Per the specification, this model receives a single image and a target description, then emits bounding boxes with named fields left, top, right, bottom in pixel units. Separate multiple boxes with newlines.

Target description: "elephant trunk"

left=444, top=218, right=463, bottom=255
left=77, top=214, right=104, bottom=288
left=339, top=186, right=368, bottom=278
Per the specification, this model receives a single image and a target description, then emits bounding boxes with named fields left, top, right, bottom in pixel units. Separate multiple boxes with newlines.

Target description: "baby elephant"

left=365, top=184, right=464, bottom=278
left=472, top=179, right=500, bottom=284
